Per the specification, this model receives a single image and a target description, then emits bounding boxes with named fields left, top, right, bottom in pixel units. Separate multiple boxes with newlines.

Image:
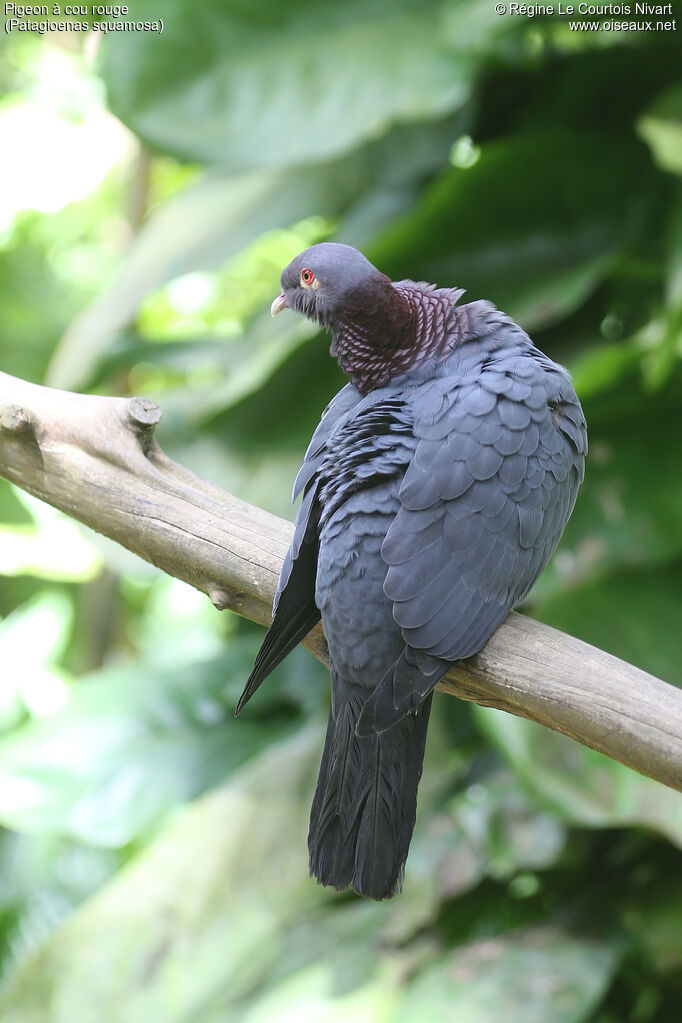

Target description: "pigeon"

left=236, top=242, right=587, bottom=900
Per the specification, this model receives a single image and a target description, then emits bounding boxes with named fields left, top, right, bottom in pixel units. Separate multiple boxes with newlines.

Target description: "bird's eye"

left=300, top=268, right=315, bottom=285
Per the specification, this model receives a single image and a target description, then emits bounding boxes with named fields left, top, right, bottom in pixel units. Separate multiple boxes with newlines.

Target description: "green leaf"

left=446, top=773, right=566, bottom=882
left=0, top=213, right=88, bottom=383
left=0, top=728, right=328, bottom=1022
left=534, top=563, right=682, bottom=688
left=371, top=132, right=651, bottom=330
left=0, top=593, right=74, bottom=734
left=666, top=185, right=682, bottom=305
left=0, top=639, right=322, bottom=845
left=392, top=928, right=618, bottom=1023
left=638, top=83, right=682, bottom=176
left=0, top=724, right=609, bottom=1023
left=0, top=497, right=102, bottom=584
left=534, top=393, right=682, bottom=598
left=475, top=704, right=682, bottom=847
left=47, top=170, right=325, bottom=389
left=399, top=768, right=566, bottom=938
left=0, top=482, right=31, bottom=527
left=621, top=876, right=682, bottom=975
left=100, top=0, right=499, bottom=172
left=157, top=311, right=322, bottom=427
left=0, top=830, right=122, bottom=982
left=47, top=113, right=463, bottom=390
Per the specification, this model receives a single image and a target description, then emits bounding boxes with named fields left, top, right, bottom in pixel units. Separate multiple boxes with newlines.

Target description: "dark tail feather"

left=308, top=672, right=432, bottom=900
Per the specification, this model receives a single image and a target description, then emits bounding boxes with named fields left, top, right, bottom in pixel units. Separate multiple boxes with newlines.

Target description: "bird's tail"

left=308, top=671, right=432, bottom=900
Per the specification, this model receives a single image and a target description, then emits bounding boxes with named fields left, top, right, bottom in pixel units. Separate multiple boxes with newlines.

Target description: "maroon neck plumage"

left=329, top=280, right=463, bottom=393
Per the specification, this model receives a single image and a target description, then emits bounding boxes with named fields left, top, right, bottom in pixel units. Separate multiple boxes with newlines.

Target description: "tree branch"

left=1, top=369, right=681, bottom=791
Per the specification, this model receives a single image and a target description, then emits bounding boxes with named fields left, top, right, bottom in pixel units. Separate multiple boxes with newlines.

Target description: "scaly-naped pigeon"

left=236, top=243, right=587, bottom=900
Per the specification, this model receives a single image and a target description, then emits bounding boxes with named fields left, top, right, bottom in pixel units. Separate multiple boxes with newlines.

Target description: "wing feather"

left=364, top=331, right=586, bottom=732
left=236, top=384, right=363, bottom=715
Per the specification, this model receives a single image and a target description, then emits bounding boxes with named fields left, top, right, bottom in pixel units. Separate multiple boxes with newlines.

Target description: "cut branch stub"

left=126, top=396, right=163, bottom=432
left=0, top=404, right=33, bottom=435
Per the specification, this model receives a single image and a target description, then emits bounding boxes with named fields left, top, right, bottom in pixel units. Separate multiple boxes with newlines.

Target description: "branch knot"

left=0, top=404, right=33, bottom=435
left=127, top=397, right=162, bottom=431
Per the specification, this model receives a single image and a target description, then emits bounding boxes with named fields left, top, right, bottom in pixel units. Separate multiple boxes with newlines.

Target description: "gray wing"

left=236, top=383, right=362, bottom=714
left=358, top=334, right=586, bottom=733
left=384, top=347, right=586, bottom=658
left=274, top=383, right=363, bottom=612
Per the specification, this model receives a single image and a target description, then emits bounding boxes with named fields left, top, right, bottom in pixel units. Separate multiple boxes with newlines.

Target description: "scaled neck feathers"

left=330, top=281, right=465, bottom=393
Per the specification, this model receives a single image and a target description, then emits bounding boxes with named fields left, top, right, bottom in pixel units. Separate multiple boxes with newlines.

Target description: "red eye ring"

left=300, top=268, right=315, bottom=285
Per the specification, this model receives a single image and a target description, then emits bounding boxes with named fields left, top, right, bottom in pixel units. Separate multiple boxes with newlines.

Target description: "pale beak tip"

left=271, top=293, right=287, bottom=317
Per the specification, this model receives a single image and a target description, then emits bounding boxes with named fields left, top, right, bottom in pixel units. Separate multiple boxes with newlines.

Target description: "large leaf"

left=533, top=563, right=682, bottom=688
left=0, top=497, right=102, bottom=584
left=0, top=728, right=404, bottom=1022
left=529, top=377, right=682, bottom=602
left=0, top=638, right=323, bottom=845
left=392, top=929, right=618, bottom=1023
left=475, top=704, right=682, bottom=847
left=667, top=186, right=682, bottom=305
left=100, top=0, right=500, bottom=172
left=0, top=725, right=616, bottom=1023
left=221, top=928, right=616, bottom=1023
left=371, top=132, right=651, bottom=330
left=0, top=728, right=329, bottom=1022
left=620, top=874, right=682, bottom=975
left=47, top=113, right=465, bottom=390
left=405, top=769, right=566, bottom=913
left=638, top=83, right=682, bottom=176
left=0, top=830, right=122, bottom=983
left=0, top=481, right=30, bottom=526
left=0, top=212, right=89, bottom=383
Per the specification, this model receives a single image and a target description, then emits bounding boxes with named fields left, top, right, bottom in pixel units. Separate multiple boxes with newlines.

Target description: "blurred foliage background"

left=0, top=2, right=681, bottom=1020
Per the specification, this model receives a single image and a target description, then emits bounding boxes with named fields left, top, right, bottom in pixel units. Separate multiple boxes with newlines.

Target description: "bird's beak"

left=271, top=293, right=287, bottom=317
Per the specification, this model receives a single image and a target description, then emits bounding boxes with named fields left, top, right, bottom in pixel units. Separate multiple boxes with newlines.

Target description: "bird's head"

left=271, top=242, right=392, bottom=330
left=270, top=242, right=458, bottom=392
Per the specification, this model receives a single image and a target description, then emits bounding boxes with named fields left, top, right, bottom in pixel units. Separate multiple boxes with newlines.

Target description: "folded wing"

left=359, top=334, right=587, bottom=734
